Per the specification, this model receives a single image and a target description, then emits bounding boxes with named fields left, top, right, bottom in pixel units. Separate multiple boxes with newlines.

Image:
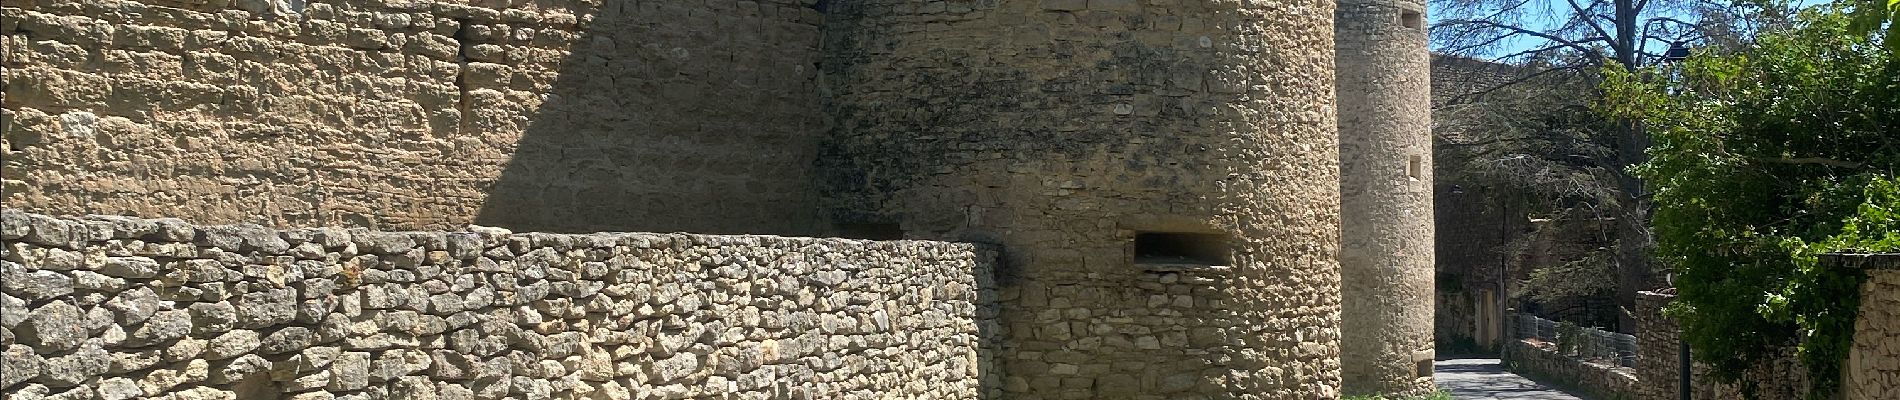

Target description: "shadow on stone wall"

left=472, top=0, right=826, bottom=236
left=466, top=2, right=1004, bottom=395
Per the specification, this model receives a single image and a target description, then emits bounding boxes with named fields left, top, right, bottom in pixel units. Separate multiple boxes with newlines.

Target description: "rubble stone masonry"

left=1845, top=254, right=1900, bottom=400
left=2, top=0, right=1366, bottom=398
left=0, top=210, right=997, bottom=400
left=821, top=1, right=1344, bottom=398
left=1336, top=0, right=1435, bottom=395
left=1, top=0, right=829, bottom=235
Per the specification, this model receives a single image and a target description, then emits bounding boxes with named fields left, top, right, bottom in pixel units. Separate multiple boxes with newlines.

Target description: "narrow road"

left=1435, top=358, right=1586, bottom=400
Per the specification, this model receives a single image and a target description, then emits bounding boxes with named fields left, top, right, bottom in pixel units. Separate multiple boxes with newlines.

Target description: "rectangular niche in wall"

left=1401, top=9, right=1423, bottom=29
left=1133, top=231, right=1231, bottom=269
left=1408, top=155, right=1424, bottom=180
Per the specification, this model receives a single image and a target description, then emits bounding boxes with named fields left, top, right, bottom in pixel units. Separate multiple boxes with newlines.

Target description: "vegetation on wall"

left=1600, top=5, right=1898, bottom=397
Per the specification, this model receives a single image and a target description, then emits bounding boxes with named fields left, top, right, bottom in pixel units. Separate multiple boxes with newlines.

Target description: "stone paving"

left=1436, top=358, right=1587, bottom=400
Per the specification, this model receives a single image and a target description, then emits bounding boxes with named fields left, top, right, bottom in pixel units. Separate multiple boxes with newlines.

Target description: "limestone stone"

left=39, top=342, right=108, bottom=387
left=164, top=338, right=209, bottom=362
left=169, top=386, right=236, bottom=400
left=109, top=349, right=162, bottom=374
left=287, top=391, right=336, bottom=400
left=128, top=309, right=192, bottom=347
left=204, top=330, right=261, bottom=360
left=328, top=352, right=371, bottom=391
left=2, top=293, right=26, bottom=328
left=236, top=288, right=297, bottom=328
left=208, top=354, right=272, bottom=384
left=2, top=210, right=31, bottom=240
left=95, top=377, right=142, bottom=400
left=3, top=344, right=44, bottom=388
left=188, top=301, right=238, bottom=336
left=5, top=267, right=74, bottom=301
left=102, top=287, right=159, bottom=325
left=260, top=326, right=316, bottom=354
left=19, top=301, right=87, bottom=352
left=100, top=256, right=160, bottom=278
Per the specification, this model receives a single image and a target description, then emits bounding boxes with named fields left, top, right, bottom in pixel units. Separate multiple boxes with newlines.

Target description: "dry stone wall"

left=0, top=210, right=997, bottom=400
left=1633, top=290, right=1812, bottom=400
left=1, top=0, right=828, bottom=235
left=1501, top=339, right=1638, bottom=400
left=1844, top=254, right=1900, bottom=400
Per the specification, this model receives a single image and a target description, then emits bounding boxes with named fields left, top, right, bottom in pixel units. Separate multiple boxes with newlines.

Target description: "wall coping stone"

left=0, top=209, right=997, bottom=253
left=1823, top=253, right=1900, bottom=271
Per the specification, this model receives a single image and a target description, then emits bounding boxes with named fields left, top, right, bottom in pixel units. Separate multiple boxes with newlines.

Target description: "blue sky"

left=1429, top=0, right=1838, bottom=61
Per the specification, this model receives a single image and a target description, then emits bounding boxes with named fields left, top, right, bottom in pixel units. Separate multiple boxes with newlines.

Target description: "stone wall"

left=1, top=0, right=827, bottom=235
left=1632, top=291, right=1682, bottom=400
left=1428, top=54, right=1521, bottom=108
left=1633, top=291, right=1812, bottom=400
left=0, top=210, right=997, bottom=400
left=820, top=1, right=1344, bottom=398
left=1502, top=339, right=1638, bottom=400
left=1843, top=254, right=1900, bottom=400
left=1337, top=0, right=1436, bottom=395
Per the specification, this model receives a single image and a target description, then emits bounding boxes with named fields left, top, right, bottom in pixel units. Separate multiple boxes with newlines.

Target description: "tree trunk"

left=1611, top=117, right=1653, bottom=334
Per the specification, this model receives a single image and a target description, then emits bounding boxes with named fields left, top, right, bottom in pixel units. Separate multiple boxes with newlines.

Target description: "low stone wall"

left=1503, top=339, right=1638, bottom=400
left=0, top=211, right=998, bottom=400
left=1844, top=254, right=1900, bottom=400
left=1633, top=290, right=1811, bottom=400
left=1632, top=291, right=1684, bottom=400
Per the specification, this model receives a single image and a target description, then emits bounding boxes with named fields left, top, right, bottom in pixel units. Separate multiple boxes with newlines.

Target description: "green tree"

left=1600, top=5, right=1898, bottom=397
left=1433, top=0, right=1802, bottom=331
left=1846, top=0, right=1900, bottom=50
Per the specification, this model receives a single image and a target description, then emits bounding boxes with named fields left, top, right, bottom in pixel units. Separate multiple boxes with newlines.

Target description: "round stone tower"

left=821, top=1, right=1342, bottom=398
left=1335, top=0, right=1436, bottom=395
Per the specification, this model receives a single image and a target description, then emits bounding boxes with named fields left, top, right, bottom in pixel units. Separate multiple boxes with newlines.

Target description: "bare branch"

left=1440, top=63, right=1594, bottom=107
left=1565, top=0, right=1619, bottom=47
left=1436, top=19, right=1609, bottom=57
left=1496, top=43, right=1595, bottom=63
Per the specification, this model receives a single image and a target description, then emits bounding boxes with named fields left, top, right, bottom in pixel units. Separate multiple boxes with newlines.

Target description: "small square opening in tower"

left=1133, top=232, right=1231, bottom=268
left=1408, top=155, right=1424, bottom=181
left=1401, top=10, right=1424, bottom=29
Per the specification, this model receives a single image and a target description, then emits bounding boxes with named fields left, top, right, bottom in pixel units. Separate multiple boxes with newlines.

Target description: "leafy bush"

left=1600, top=6, right=1898, bottom=398
left=1556, top=321, right=1583, bottom=356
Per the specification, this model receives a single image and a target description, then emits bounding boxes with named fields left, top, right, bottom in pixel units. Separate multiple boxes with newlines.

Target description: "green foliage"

left=1556, top=321, right=1584, bottom=356
left=1845, top=0, right=1900, bottom=51
left=1600, top=6, right=1899, bottom=397
left=1765, top=178, right=1900, bottom=396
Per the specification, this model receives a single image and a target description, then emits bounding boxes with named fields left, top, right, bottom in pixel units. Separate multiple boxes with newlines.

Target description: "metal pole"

left=1498, top=188, right=1509, bottom=349
left=1678, top=339, right=1691, bottom=400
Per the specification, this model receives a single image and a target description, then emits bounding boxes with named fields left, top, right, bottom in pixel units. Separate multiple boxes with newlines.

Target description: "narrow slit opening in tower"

left=837, top=222, right=904, bottom=240
left=1401, top=10, right=1423, bottom=29
left=1134, top=232, right=1230, bottom=269
left=1407, top=155, right=1423, bottom=181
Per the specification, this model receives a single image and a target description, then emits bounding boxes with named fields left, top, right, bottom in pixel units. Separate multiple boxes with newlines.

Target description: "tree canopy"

left=1600, top=5, right=1898, bottom=396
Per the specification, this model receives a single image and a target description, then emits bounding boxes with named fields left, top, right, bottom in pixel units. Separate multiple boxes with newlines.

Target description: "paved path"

left=1435, top=358, right=1586, bottom=400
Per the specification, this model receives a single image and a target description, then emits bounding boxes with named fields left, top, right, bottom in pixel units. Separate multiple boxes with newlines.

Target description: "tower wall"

left=1335, top=0, right=1436, bottom=395
left=0, top=0, right=830, bottom=235
left=822, top=1, right=1342, bottom=398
